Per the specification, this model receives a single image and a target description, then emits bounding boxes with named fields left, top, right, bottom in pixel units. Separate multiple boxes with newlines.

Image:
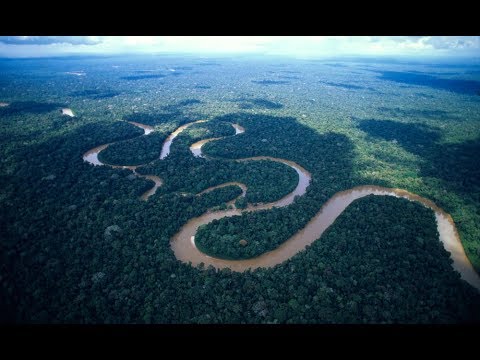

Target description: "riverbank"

left=82, top=117, right=480, bottom=291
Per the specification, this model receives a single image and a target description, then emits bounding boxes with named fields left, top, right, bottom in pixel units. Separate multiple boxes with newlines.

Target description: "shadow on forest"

left=324, top=63, right=348, bottom=68
left=134, top=70, right=163, bottom=73
left=162, top=99, right=201, bottom=110
left=376, top=70, right=480, bottom=95
left=123, top=99, right=202, bottom=126
left=166, top=112, right=371, bottom=260
left=205, top=113, right=357, bottom=190
left=125, top=111, right=202, bottom=127
left=160, top=99, right=202, bottom=113
left=251, top=80, right=290, bottom=86
left=377, top=107, right=462, bottom=121
left=70, top=89, right=121, bottom=100
left=409, top=70, right=460, bottom=76
left=279, top=76, right=300, bottom=80
left=357, top=118, right=480, bottom=198
left=120, top=74, right=166, bottom=81
left=196, top=62, right=221, bottom=66
left=415, top=92, right=435, bottom=99
left=358, top=119, right=440, bottom=151
left=5, top=109, right=480, bottom=324
left=148, top=112, right=358, bottom=204
left=0, top=101, right=67, bottom=115
left=123, top=112, right=183, bottom=126
left=425, top=63, right=480, bottom=70
left=232, top=98, right=284, bottom=110
left=319, top=81, right=379, bottom=92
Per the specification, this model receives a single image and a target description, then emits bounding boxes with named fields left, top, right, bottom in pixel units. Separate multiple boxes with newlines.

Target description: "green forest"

left=1, top=55, right=480, bottom=323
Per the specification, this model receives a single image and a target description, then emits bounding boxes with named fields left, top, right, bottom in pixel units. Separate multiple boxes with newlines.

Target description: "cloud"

left=0, top=36, right=478, bottom=58
left=0, top=36, right=102, bottom=45
left=423, top=36, right=480, bottom=50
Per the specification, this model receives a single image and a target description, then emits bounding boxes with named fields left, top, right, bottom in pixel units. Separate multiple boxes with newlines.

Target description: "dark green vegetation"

left=376, top=70, right=480, bottom=95
left=123, top=112, right=198, bottom=127
left=236, top=98, right=284, bottom=110
left=273, top=196, right=480, bottom=323
left=120, top=74, right=166, bottom=81
left=251, top=80, right=290, bottom=85
left=195, top=113, right=357, bottom=259
left=319, top=81, right=367, bottom=91
left=70, top=89, right=121, bottom=99
left=0, top=101, right=67, bottom=115
left=99, top=131, right=168, bottom=166
left=99, top=99, right=207, bottom=165
left=98, top=117, right=299, bottom=204
left=377, top=107, right=460, bottom=121
left=162, top=99, right=201, bottom=111
left=356, top=119, right=480, bottom=265
left=136, top=119, right=299, bottom=204
left=1, top=56, right=480, bottom=323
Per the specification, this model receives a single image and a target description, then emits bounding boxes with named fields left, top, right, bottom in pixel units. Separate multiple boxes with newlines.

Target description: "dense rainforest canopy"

left=1, top=55, right=480, bottom=323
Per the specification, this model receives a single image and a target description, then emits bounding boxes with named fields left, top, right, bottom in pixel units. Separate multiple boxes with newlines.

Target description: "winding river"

left=160, top=120, right=206, bottom=159
left=83, top=121, right=162, bottom=201
left=83, top=118, right=480, bottom=291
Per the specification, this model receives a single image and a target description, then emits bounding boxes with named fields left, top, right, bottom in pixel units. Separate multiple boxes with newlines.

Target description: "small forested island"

left=1, top=49, right=480, bottom=324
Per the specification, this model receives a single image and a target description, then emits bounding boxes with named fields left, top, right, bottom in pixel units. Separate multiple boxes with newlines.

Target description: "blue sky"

left=0, top=36, right=479, bottom=58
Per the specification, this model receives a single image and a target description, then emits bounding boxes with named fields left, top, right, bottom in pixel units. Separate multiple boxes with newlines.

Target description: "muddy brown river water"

left=83, top=121, right=160, bottom=200
left=82, top=118, right=480, bottom=291
left=160, top=120, right=206, bottom=159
